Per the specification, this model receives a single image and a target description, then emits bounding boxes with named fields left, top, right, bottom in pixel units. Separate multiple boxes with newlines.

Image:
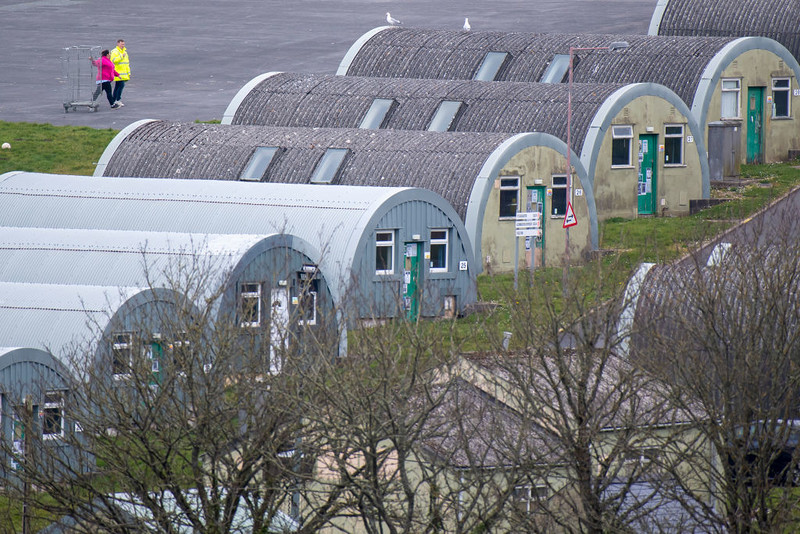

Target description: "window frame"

left=550, top=175, right=568, bottom=217
left=772, top=77, right=791, bottom=118
left=473, top=51, right=509, bottom=81
left=428, top=100, right=464, bottom=132
left=498, top=177, right=520, bottom=219
left=296, top=268, right=319, bottom=326
left=429, top=228, right=449, bottom=273
left=360, top=98, right=395, bottom=129
left=239, top=282, right=262, bottom=328
left=540, top=54, right=570, bottom=83
left=664, top=124, right=684, bottom=166
left=721, top=78, right=742, bottom=119
left=375, top=230, right=395, bottom=275
left=311, top=148, right=349, bottom=184
left=611, top=125, right=633, bottom=168
left=42, top=390, right=65, bottom=440
left=513, top=484, right=549, bottom=514
left=240, top=146, right=280, bottom=181
left=112, top=332, right=133, bottom=380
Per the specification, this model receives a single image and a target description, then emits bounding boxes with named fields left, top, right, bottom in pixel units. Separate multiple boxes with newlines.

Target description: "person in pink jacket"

left=90, top=50, right=120, bottom=109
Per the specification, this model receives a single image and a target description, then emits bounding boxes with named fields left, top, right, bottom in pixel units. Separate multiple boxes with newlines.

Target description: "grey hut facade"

left=94, top=121, right=595, bottom=273
left=649, top=0, right=800, bottom=65
left=0, top=347, right=86, bottom=481
left=222, top=72, right=708, bottom=220
left=339, top=28, right=800, bottom=166
left=0, top=172, right=476, bottom=324
left=0, top=227, right=340, bottom=366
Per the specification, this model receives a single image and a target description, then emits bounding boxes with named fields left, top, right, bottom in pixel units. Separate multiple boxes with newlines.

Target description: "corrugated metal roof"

left=650, top=0, right=800, bottom=63
left=339, top=28, right=743, bottom=105
left=0, top=227, right=272, bottom=289
left=0, top=173, right=465, bottom=304
left=0, top=281, right=142, bottom=362
left=94, top=122, right=519, bottom=221
left=225, top=72, right=623, bottom=149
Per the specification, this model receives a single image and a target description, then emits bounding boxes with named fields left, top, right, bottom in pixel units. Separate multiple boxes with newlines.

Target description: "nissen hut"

left=339, top=28, right=800, bottom=166
left=94, top=121, right=593, bottom=273
left=0, top=173, right=476, bottom=325
left=222, top=73, right=708, bottom=220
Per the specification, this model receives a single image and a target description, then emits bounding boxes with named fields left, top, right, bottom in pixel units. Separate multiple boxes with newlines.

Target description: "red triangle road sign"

left=562, top=201, right=578, bottom=228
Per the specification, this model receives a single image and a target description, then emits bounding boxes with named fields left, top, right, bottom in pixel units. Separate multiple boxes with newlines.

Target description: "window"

left=376, top=231, right=395, bottom=275
left=772, top=77, right=791, bottom=118
left=499, top=177, right=519, bottom=218
left=240, top=146, right=279, bottom=181
left=112, top=332, right=133, bottom=378
left=540, top=54, right=570, bottom=83
left=171, top=332, right=191, bottom=375
left=360, top=98, right=395, bottom=129
left=473, top=52, right=508, bottom=81
left=664, top=125, right=684, bottom=165
left=296, top=268, right=319, bottom=325
left=721, top=78, right=741, bottom=119
left=240, top=283, right=262, bottom=327
left=551, top=175, right=567, bottom=216
left=42, top=391, right=64, bottom=440
left=311, top=148, right=349, bottom=184
left=428, top=101, right=463, bottom=131
left=513, top=484, right=548, bottom=514
left=429, top=229, right=449, bottom=272
left=611, top=125, right=633, bottom=167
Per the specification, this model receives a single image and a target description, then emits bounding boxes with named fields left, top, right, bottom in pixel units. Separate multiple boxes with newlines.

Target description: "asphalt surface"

left=0, top=0, right=658, bottom=130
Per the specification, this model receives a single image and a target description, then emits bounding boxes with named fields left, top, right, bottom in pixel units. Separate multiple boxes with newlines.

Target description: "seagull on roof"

left=386, top=12, right=402, bottom=25
left=463, top=17, right=471, bottom=31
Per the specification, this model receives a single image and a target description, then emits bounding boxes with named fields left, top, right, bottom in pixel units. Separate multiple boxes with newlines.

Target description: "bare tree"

left=633, top=217, right=800, bottom=533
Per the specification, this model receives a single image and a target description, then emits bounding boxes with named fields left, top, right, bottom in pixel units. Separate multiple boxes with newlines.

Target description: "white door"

left=270, top=287, right=289, bottom=373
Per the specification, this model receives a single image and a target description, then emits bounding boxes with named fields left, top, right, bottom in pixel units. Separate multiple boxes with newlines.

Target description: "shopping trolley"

left=61, top=45, right=101, bottom=112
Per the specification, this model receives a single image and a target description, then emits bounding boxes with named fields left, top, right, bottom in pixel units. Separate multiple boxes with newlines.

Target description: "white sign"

left=562, top=202, right=578, bottom=228
left=459, top=260, right=468, bottom=271
left=515, top=212, right=540, bottom=221
left=687, top=135, right=694, bottom=143
left=516, top=228, right=542, bottom=237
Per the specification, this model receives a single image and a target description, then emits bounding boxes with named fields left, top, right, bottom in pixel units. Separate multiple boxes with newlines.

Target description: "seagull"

left=463, top=17, right=471, bottom=31
left=386, top=12, right=402, bottom=25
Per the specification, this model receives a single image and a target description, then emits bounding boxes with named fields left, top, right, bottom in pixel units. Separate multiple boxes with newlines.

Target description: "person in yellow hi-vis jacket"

left=109, top=39, right=130, bottom=107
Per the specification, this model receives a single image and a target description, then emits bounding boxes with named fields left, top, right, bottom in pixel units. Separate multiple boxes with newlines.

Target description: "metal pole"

left=22, top=395, right=32, bottom=534
left=563, top=47, right=575, bottom=295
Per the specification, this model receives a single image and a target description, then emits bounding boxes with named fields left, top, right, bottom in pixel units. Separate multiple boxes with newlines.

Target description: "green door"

left=746, top=87, right=764, bottom=164
left=403, top=242, right=422, bottom=320
left=526, top=186, right=546, bottom=268
left=637, top=134, right=657, bottom=215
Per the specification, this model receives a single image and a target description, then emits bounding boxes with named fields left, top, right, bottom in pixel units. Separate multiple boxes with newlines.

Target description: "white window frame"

left=664, top=124, right=684, bottom=166
left=429, top=228, right=449, bottom=273
left=42, top=390, right=65, bottom=440
left=112, top=332, right=133, bottom=380
left=498, top=177, right=520, bottom=219
left=376, top=231, right=395, bottom=275
left=550, top=175, right=568, bottom=217
left=513, top=484, right=549, bottom=514
left=172, top=332, right=191, bottom=376
left=240, top=283, right=262, bottom=328
left=611, top=125, right=633, bottom=167
left=772, top=77, right=791, bottom=118
left=296, top=270, right=319, bottom=326
left=721, top=78, right=741, bottom=119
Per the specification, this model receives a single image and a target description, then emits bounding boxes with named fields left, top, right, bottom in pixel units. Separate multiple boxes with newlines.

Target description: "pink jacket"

left=92, top=56, right=119, bottom=82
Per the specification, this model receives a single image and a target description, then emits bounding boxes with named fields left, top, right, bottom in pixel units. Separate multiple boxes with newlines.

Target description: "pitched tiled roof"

left=227, top=72, right=622, bottom=149
left=651, top=0, right=800, bottom=63
left=341, top=29, right=740, bottom=105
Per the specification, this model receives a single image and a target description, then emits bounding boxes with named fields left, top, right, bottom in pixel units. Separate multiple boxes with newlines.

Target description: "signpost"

left=514, top=211, right=543, bottom=289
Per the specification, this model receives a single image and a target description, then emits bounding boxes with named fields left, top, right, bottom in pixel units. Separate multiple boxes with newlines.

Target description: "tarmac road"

left=0, top=0, right=657, bottom=130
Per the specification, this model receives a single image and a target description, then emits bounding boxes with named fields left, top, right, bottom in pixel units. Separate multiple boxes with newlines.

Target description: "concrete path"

left=0, top=0, right=657, bottom=130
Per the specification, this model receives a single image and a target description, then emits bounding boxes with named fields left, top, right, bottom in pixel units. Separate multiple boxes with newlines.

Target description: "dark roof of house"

left=340, top=29, right=743, bottom=105
left=227, top=72, right=623, bottom=149
left=99, top=121, right=519, bottom=220
left=651, top=0, right=800, bottom=63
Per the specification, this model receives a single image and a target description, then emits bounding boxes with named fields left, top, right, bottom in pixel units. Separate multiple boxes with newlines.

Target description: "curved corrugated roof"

left=223, top=72, right=622, bottom=148
left=0, top=227, right=277, bottom=289
left=95, top=122, right=524, bottom=221
left=0, top=172, right=471, bottom=305
left=338, top=28, right=748, bottom=105
left=649, top=0, right=800, bottom=63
